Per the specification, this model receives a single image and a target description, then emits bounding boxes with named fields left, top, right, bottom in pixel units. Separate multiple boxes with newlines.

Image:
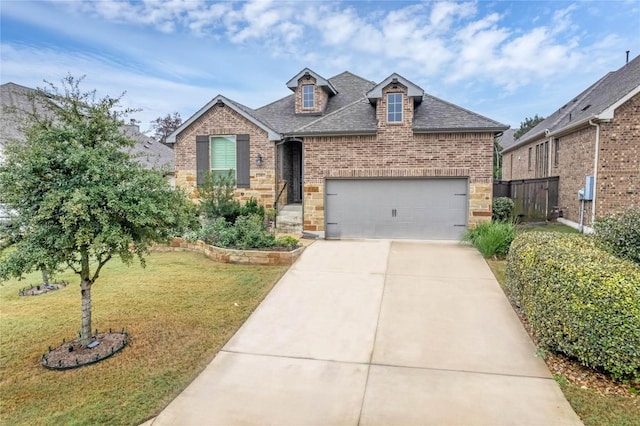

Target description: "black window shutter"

left=236, top=134, right=250, bottom=188
left=196, top=135, right=210, bottom=187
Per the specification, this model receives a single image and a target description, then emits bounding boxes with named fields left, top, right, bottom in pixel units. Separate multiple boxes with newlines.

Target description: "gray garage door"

left=325, top=178, right=468, bottom=240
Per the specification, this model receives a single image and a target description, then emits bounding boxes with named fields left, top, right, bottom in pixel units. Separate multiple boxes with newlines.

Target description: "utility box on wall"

left=583, top=175, right=594, bottom=201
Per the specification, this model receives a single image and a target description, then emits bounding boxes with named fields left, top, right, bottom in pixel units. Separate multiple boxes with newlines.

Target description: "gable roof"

left=170, top=69, right=507, bottom=140
left=503, top=54, right=640, bottom=153
left=254, top=71, right=376, bottom=135
left=121, top=124, right=174, bottom=172
left=285, top=68, right=338, bottom=95
left=366, top=73, right=424, bottom=103
left=1, top=82, right=51, bottom=151
left=165, top=94, right=281, bottom=143
left=0, top=82, right=174, bottom=172
left=412, top=93, right=507, bottom=132
left=497, top=128, right=516, bottom=151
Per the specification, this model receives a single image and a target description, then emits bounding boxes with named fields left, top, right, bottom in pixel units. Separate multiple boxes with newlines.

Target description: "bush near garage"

left=462, top=220, right=516, bottom=259
left=505, top=232, right=640, bottom=382
left=492, top=197, right=514, bottom=222
left=594, top=209, right=640, bottom=266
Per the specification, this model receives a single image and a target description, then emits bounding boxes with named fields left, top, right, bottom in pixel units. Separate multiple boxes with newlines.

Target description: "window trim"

left=387, top=93, right=403, bottom=123
left=528, top=147, right=532, bottom=171
left=302, top=84, right=314, bottom=109
left=210, top=135, right=237, bottom=179
left=553, top=138, right=560, bottom=167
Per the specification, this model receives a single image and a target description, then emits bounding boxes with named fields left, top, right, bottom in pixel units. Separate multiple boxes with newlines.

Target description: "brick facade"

left=597, top=92, right=640, bottom=217
left=174, top=104, right=275, bottom=207
left=174, top=77, right=498, bottom=237
left=303, top=125, right=494, bottom=231
left=294, top=76, right=329, bottom=114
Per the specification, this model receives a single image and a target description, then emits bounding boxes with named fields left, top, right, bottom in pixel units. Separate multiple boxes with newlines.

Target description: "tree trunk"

left=79, top=249, right=92, bottom=347
left=79, top=278, right=92, bottom=346
left=41, top=270, right=49, bottom=286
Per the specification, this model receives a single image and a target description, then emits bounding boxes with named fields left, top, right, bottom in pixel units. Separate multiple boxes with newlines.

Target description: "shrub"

left=505, top=232, right=640, bottom=381
left=275, top=235, right=299, bottom=250
left=199, top=171, right=241, bottom=223
left=239, top=197, right=265, bottom=219
left=492, top=197, right=514, bottom=222
left=462, top=221, right=516, bottom=258
left=232, top=215, right=276, bottom=250
left=594, top=209, right=640, bottom=265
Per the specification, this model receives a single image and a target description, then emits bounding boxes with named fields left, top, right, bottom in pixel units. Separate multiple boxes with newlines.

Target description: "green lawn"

left=0, top=251, right=288, bottom=426
left=486, top=258, right=640, bottom=426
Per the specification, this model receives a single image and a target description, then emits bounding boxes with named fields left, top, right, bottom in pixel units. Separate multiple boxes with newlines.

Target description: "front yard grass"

left=486, top=258, right=640, bottom=426
left=0, top=251, right=288, bottom=426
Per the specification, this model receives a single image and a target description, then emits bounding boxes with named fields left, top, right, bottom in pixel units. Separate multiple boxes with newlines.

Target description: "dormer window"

left=387, top=93, right=403, bottom=122
left=302, top=85, right=314, bottom=109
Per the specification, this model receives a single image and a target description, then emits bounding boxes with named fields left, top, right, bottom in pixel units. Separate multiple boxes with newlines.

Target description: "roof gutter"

left=413, top=127, right=508, bottom=134
left=502, top=117, right=594, bottom=155
left=284, top=130, right=377, bottom=138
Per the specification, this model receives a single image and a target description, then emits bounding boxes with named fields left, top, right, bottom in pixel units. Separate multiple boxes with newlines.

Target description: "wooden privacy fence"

left=493, top=177, right=559, bottom=221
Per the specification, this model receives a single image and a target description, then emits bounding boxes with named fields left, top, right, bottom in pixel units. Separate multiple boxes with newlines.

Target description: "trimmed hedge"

left=594, top=209, right=640, bottom=265
left=506, top=232, right=640, bottom=381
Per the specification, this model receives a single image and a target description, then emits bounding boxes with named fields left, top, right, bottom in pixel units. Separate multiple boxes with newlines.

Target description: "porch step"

left=276, top=204, right=302, bottom=234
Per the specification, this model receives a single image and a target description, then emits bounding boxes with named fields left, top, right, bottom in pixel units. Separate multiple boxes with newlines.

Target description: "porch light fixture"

left=255, top=153, right=263, bottom=167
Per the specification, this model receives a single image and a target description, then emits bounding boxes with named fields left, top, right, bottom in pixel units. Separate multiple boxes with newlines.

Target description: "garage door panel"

left=325, top=178, right=468, bottom=240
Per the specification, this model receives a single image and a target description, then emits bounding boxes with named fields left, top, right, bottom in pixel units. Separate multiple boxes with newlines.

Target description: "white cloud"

left=3, top=0, right=638, bottom=128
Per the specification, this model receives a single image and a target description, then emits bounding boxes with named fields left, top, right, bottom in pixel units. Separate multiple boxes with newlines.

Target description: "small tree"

left=0, top=76, right=196, bottom=346
left=150, top=112, right=182, bottom=145
left=513, top=114, right=545, bottom=139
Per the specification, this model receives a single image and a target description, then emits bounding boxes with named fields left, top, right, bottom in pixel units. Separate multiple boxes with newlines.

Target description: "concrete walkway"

left=149, top=240, right=582, bottom=425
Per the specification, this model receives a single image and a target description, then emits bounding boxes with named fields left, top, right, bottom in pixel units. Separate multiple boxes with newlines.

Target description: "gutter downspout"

left=588, top=119, right=600, bottom=226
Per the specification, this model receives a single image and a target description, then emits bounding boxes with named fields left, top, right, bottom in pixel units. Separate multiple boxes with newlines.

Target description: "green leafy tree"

left=514, top=114, right=545, bottom=139
left=0, top=75, right=197, bottom=346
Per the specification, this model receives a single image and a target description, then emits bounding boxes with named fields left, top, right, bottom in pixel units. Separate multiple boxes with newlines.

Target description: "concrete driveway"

left=149, top=240, right=582, bottom=425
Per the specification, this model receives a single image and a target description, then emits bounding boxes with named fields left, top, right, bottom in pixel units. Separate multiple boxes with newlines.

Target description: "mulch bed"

left=42, top=332, right=128, bottom=370
left=19, top=281, right=68, bottom=296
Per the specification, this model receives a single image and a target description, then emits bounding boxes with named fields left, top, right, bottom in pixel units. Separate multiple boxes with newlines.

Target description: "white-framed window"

left=302, top=85, right=314, bottom=109
left=210, top=135, right=236, bottom=178
left=387, top=93, right=403, bottom=122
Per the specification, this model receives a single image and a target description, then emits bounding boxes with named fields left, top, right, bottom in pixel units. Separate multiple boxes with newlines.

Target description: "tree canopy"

left=514, top=114, right=545, bottom=139
left=0, top=75, right=196, bottom=346
left=150, top=112, right=182, bottom=144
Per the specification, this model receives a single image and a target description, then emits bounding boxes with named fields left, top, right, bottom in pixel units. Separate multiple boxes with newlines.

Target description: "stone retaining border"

left=153, top=237, right=305, bottom=266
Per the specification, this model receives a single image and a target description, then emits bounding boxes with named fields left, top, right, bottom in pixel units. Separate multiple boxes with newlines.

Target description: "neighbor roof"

left=503, top=54, right=640, bottom=153
left=0, top=82, right=174, bottom=172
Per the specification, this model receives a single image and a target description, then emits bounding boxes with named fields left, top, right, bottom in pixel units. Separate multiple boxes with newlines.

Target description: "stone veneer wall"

left=174, top=104, right=276, bottom=208
left=154, top=237, right=304, bottom=265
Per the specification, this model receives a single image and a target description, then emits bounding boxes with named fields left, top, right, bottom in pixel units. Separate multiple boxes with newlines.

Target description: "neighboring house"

left=501, top=55, right=640, bottom=229
left=495, top=128, right=516, bottom=179
left=0, top=82, right=175, bottom=179
left=168, top=69, right=507, bottom=240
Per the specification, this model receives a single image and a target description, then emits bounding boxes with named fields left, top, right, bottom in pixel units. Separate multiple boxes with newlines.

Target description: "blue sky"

left=1, top=0, right=639, bottom=133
